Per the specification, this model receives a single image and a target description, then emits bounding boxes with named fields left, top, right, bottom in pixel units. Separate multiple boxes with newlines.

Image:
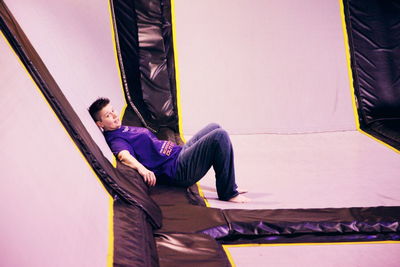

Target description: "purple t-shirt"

left=104, top=125, right=182, bottom=178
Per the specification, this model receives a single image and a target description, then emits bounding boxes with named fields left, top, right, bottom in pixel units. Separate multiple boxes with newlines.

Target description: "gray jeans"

left=172, top=123, right=239, bottom=201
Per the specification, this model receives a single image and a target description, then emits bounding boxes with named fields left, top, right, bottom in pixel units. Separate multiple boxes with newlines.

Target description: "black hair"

left=88, top=97, right=110, bottom=122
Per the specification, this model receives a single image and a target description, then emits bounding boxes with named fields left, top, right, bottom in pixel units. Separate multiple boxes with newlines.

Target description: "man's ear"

left=96, top=120, right=104, bottom=129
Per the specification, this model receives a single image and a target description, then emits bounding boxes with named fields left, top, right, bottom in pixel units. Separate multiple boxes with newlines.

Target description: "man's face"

left=96, top=103, right=121, bottom=131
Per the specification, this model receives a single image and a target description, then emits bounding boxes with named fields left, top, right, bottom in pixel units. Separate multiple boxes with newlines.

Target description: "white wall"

left=0, top=35, right=110, bottom=267
left=6, top=0, right=125, bottom=161
left=1, top=0, right=127, bottom=265
left=174, top=0, right=355, bottom=134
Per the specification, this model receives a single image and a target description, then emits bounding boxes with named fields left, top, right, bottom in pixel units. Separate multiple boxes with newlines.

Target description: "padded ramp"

left=151, top=184, right=400, bottom=244
left=113, top=198, right=159, bottom=267
left=156, top=233, right=231, bottom=267
left=218, top=207, right=400, bottom=244
left=343, top=0, right=400, bottom=150
left=111, top=0, right=179, bottom=131
left=150, top=185, right=227, bottom=233
left=150, top=185, right=232, bottom=266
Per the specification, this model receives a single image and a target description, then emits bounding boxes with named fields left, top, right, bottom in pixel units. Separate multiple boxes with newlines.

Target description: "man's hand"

left=118, top=150, right=157, bottom=186
left=138, top=166, right=156, bottom=187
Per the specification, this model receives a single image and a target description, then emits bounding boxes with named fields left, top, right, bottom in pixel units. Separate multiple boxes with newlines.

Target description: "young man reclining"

left=89, top=98, right=250, bottom=203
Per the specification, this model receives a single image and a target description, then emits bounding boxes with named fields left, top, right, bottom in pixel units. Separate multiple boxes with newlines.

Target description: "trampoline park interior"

left=1, top=0, right=400, bottom=266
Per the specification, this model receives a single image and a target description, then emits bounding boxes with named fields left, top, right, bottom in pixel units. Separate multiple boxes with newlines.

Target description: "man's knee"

left=207, top=122, right=222, bottom=130
left=212, top=128, right=230, bottom=142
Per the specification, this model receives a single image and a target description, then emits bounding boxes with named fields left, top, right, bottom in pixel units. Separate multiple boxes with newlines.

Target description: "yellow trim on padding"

left=222, top=245, right=237, bottom=267
left=358, top=129, right=400, bottom=153
left=223, top=240, right=400, bottom=249
left=106, top=196, right=114, bottom=267
left=170, top=0, right=186, bottom=144
left=196, top=182, right=210, bottom=207
left=1, top=29, right=115, bottom=267
left=339, top=0, right=399, bottom=154
left=339, top=0, right=360, bottom=130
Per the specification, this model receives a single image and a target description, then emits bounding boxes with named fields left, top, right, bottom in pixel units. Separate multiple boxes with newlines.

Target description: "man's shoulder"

left=104, top=127, right=122, bottom=139
left=105, top=126, right=137, bottom=140
left=104, top=126, right=126, bottom=134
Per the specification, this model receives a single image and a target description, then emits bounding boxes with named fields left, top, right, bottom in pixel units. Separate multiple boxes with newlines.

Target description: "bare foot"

left=228, top=194, right=251, bottom=203
left=237, top=188, right=248, bottom=194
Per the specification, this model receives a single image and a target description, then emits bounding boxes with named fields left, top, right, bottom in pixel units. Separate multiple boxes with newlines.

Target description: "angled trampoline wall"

left=343, top=0, right=400, bottom=150
left=0, top=0, right=162, bottom=266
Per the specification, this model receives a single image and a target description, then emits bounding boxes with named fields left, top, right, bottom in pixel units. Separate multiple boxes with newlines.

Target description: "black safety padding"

left=114, top=198, right=160, bottom=267
left=185, top=183, right=208, bottom=206
left=343, top=0, right=400, bottom=149
left=115, top=162, right=163, bottom=228
left=150, top=184, right=228, bottom=233
left=111, top=0, right=179, bottom=132
left=211, top=206, right=400, bottom=242
left=156, top=126, right=185, bottom=146
left=135, top=0, right=177, bottom=125
left=220, top=232, right=400, bottom=245
left=122, top=105, right=146, bottom=127
left=344, top=0, right=400, bottom=123
left=110, top=0, right=152, bottom=129
left=367, top=120, right=400, bottom=149
left=155, top=233, right=232, bottom=267
left=151, top=183, right=400, bottom=244
left=160, top=0, right=179, bottom=129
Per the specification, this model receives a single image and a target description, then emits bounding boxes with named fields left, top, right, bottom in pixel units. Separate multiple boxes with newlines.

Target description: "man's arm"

left=117, top=150, right=156, bottom=186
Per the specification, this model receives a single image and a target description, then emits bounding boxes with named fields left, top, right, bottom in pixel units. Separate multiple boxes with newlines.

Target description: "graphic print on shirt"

left=160, top=141, right=175, bottom=156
